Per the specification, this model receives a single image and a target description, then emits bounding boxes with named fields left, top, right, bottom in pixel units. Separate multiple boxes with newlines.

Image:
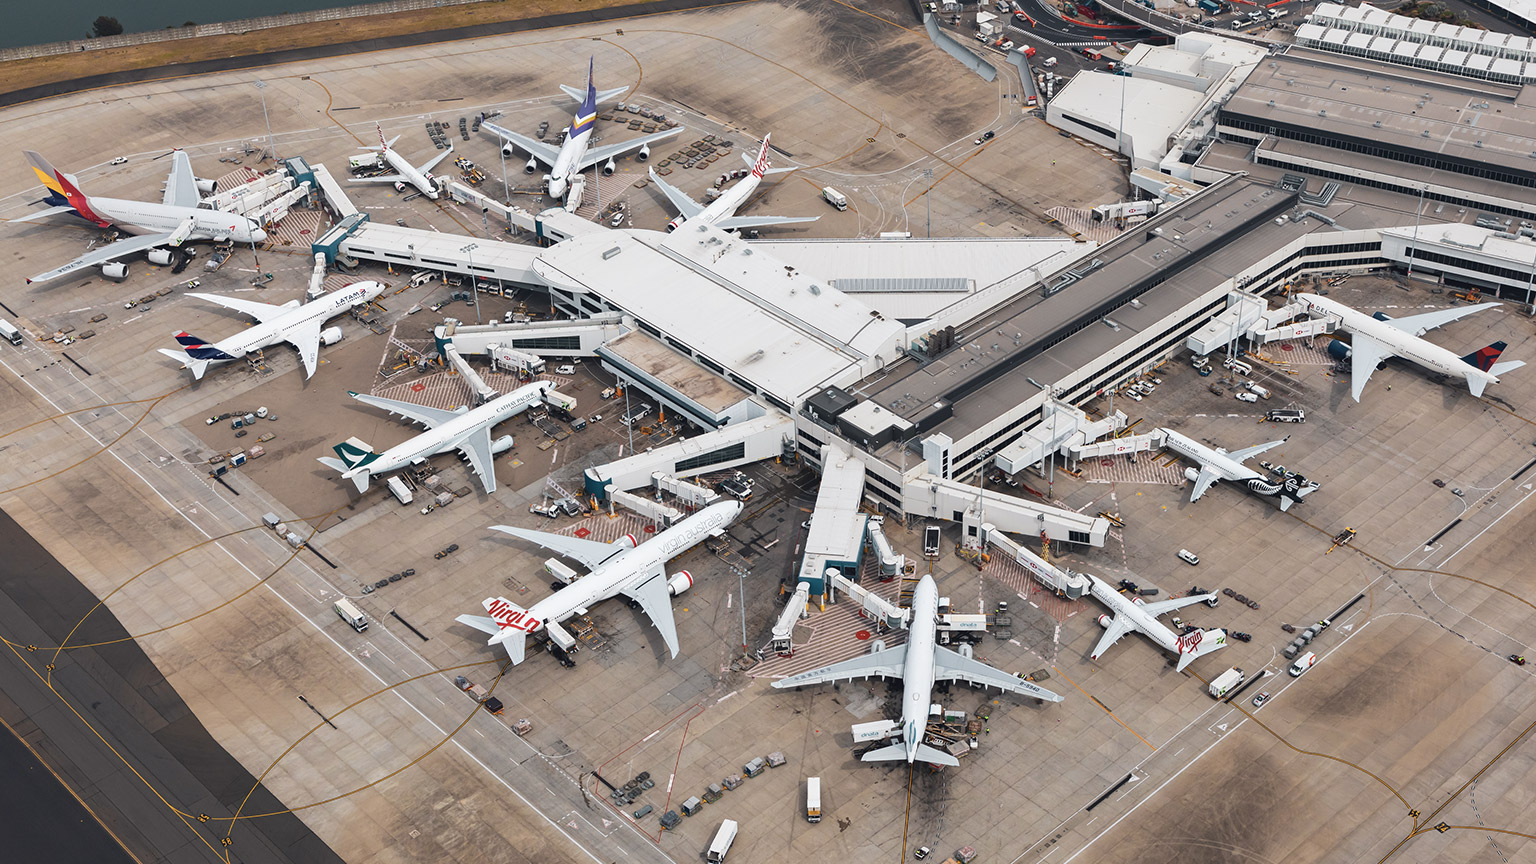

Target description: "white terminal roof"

left=802, top=444, right=868, bottom=565
left=533, top=224, right=908, bottom=406
left=1385, top=223, right=1536, bottom=265
left=1049, top=73, right=1208, bottom=166
left=751, top=237, right=1082, bottom=323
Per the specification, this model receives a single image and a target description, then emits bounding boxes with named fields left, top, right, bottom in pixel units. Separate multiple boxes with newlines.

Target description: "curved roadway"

left=1008, top=0, right=1159, bottom=44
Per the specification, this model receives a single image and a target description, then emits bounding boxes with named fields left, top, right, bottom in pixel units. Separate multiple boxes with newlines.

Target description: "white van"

left=0, top=319, right=22, bottom=346
left=806, top=777, right=822, bottom=823
left=334, top=599, right=369, bottom=632
left=408, top=270, right=436, bottom=288
left=1223, top=357, right=1253, bottom=376
left=1289, top=650, right=1317, bottom=676
left=1177, top=549, right=1200, bottom=565
left=706, top=819, right=739, bottom=862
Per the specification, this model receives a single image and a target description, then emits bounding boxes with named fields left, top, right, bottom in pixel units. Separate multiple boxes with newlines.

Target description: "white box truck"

left=334, top=599, right=369, bottom=632
left=1289, top=651, right=1317, bottom=676
left=822, top=187, right=848, bottom=211
left=0, top=319, right=22, bottom=346
left=1208, top=667, right=1244, bottom=698
left=387, top=476, right=414, bottom=505
left=706, top=819, right=738, bottom=862
left=806, top=777, right=822, bottom=823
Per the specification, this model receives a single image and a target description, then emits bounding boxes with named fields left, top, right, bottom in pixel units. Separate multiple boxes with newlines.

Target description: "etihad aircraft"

left=348, top=124, right=455, bottom=200
left=318, top=381, right=554, bottom=495
left=772, top=574, right=1062, bottom=767
left=158, top=281, right=385, bottom=380
left=1299, top=293, right=1524, bottom=400
left=456, top=500, right=744, bottom=664
left=483, top=58, right=682, bottom=203
left=1084, top=574, right=1227, bottom=672
left=16, top=150, right=265, bottom=284
left=1161, top=427, right=1318, bottom=512
left=648, top=134, right=818, bottom=233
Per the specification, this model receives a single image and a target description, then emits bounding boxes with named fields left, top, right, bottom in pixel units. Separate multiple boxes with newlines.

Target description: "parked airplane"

left=1160, top=427, right=1318, bottom=512
left=1084, top=574, right=1226, bottom=672
left=456, top=500, right=744, bottom=664
left=158, top=281, right=385, bottom=380
left=318, top=381, right=553, bottom=495
left=648, top=135, right=818, bottom=233
left=1298, top=293, right=1524, bottom=400
left=482, top=58, right=682, bottom=204
left=348, top=124, right=455, bottom=199
left=16, top=150, right=265, bottom=284
left=772, top=574, right=1062, bottom=767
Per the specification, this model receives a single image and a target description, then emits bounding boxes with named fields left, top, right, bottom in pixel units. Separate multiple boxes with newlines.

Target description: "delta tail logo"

left=1463, top=341, right=1509, bottom=373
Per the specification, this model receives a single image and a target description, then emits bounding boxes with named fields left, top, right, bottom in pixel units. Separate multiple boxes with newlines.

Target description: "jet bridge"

left=904, top=476, right=1110, bottom=547
left=1067, top=429, right=1166, bottom=462
left=443, top=342, right=498, bottom=405
left=610, top=488, right=684, bottom=527
left=434, top=314, right=628, bottom=359
left=652, top=473, right=721, bottom=509
left=583, top=413, right=795, bottom=497
left=829, top=572, right=908, bottom=630
left=770, top=581, right=813, bottom=655
left=980, top=524, right=1089, bottom=599
left=993, top=404, right=1127, bottom=475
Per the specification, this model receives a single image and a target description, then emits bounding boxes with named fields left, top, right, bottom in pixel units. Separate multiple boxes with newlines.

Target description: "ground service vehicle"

left=1208, top=667, right=1244, bottom=698
left=806, top=777, right=821, bottom=822
left=707, top=819, right=739, bottom=862
left=1177, top=549, right=1200, bottom=565
left=334, top=599, right=369, bottom=632
left=1267, top=408, right=1305, bottom=423
left=1290, top=651, right=1317, bottom=676
left=822, top=187, right=848, bottom=211
left=924, top=526, right=941, bottom=557
left=0, top=319, right=22, bottom=345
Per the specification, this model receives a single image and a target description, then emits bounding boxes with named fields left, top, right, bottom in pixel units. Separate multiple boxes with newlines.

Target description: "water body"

left=4, top=1, right=364, bottom=48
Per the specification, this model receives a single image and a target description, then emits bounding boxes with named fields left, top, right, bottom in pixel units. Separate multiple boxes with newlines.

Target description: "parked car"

left=109, top=156, right=128, bottom=165
left=1235, top=391, right=1259, bottom=403
left=1252, top=690, right=1271, bottom=708
left=974, top=130, right=996, bottom=145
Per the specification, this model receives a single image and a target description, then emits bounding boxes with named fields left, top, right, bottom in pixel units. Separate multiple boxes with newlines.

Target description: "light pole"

left=460, top=242, right=481, bottom=324
left=738, top=563, right=749, bottom=658
left=254, top=80, right=275, bottom=162
left=922, top=168, right=934, bottom=238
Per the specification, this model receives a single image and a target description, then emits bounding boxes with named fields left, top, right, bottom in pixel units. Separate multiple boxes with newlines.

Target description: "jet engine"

left=612, top=533, right=638, bottom=548
left=491, top=434, right=514, bottom=454
left=602, top=158, right=616, bottom=176
left=320, top=326, right=344, bottom=346
left=1184, top=466, right=1201, bottom=483
left=667, top=570, right=694, bottom=597
left=1097, top=614, right=1112, bottom=628
left=666, top=216, right=686, bottom=233
left=1326, top=339, right=1352, bottom=361
left=147, top=248, right=174, bottom=266
left=393, top=180, right=408, bottom=193
left=637, top=144, right=651, bottom=162
left=524, top=156, right=538, bottom=173
left=194, top=177, right=217, bottom=195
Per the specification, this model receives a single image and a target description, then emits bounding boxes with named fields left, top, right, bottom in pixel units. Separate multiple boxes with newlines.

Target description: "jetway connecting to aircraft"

left=979, top=523, right=1090, bottom=600
left=435, top=315, right=627, bottom=359
left=444, top=342, right=498, bottom=405
left=906, top=477, right=1111, bottom=547
left=651, top=472, right=721, bottom=509
left=770, top=581, right=813, bottom=655
left=1187, top=292, right=1331, bottom=355
left=610, top=488, right=684, bottom=527
left=994, top=403, right=1127, bottom=475
left=583, top=413, right=796, bottom=496
left=1067, top=428, right=1167, bottom=462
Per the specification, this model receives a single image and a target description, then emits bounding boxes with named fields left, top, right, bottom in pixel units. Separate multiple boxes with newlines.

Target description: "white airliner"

left=17, top=150, right=265, bottom=284
left=483, top=58, right=682, bottom=204
left=347, top=124, right=455, bottom=199
left=1298, top=293, right=1524, bottom=401
left=456, top=500, right=744, bottom=664
left=318, top=381, right=554, bottom=495
left=648, top=134, right=818, bottom=233
left=1085, top=574, right=1227, bottom=672
left=1161, top=427, right=1318, bottom=512
left=772, top=574, right=1062, bottom=767
left=158, top=281, right=385, bottom=380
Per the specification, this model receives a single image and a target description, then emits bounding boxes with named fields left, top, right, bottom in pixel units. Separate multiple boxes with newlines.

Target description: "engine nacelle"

left=637, top=144, right=651, bottom=162
left=1184, top=466, right=1200, bottom=483
left=147, top=248, right=174, bottom=266
left=1326, top=339, right=1352, bottom=361
left=194, top=177, right=217, bottom=195
left=602, top=158, right=616, bottom=176
left=612, top=533, right=638, bottom=549
left=1372, top=311, right=1393, bottom=322
left=667, top=570, right=693, bottom=597
left=491, top=434, right=514, bottom=454
left=319, top=326, right=344, bottom=346
left=1097, top=614, right=1112, bottom=629
left=393, top=180, right=407, bottom=193
left=524, top=156, right=538, bottom=173
left=666, top=216, right=686, bottom=233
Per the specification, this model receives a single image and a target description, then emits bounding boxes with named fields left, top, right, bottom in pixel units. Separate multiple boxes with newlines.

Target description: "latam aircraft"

left=318, top=381, right=554, bottom=495
left=483, top=58, right=682, bottom=204
left=348, top=124, right=455, bottom=199
left=16, top=150, right=265, bottom=284
left=1160, top=428, right=1319, bottom=512
left=158, top=281, right=385, bottom=380
left=648, top=134, right=818, bottom=233
left=1299, top=293, right=1524, bottom=400
left=1084, top=574, right=1227, bottom=672
left=772, top=574, right=1062, bottom=767
left=456, top=500, right=744, bottom=664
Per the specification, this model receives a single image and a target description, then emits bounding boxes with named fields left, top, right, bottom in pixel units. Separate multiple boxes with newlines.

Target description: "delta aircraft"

left=483, top=59, right=682, bottom=204
left=1298, top=293, right=1524, bottom=400
left=1160, top=427, right=1319, bottom=511
left=648, top=134, right=818, bottom=233
left=16, top=150, right=265, bottom=284
left=158, top=281, right=385, bottom=380
left=772, top=574, right=1062, bottom=767
left=456, top=500, right=744, bottom=664
left=1084, top=574, right=1227, bottom=672
left=347, top=124, right=455, bottom=200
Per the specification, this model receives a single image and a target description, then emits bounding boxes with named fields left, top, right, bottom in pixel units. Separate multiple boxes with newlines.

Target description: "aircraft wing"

left=1089, top=614, right=1136, bottom=661
left=1226, top=438, right=1288, bottom=463
left=28, top=232, right=174, bottom=284
left=581, top=127, right=685, bottom=171
left=450, top=424, right=498, bottom=494
left=647, top=168, right=703, bottom=219
left=488, top=525, right=626, bottom=571
left=1383, top=303, right=1501, bottom=337
left=932, top=645, right=1063, bottom=701
left=1347, top=333, right=1393, bottom=402
left=348, top=174, right=407, bottom=185
left=163, top=150, right=200, bottom=209
left=770, top=644, right=909, bottom=689
left=1138, top=593, right=1218, bottom=618
left=186, top=291, right=289, bottom=324
left=1187, top=464, right=1222, bottom=502
left=713, top=215, right=821, bottom=230
left=482, top=122, right=561, bottom=166
left=420, top=146, right=455, bottom=174
left=8, top=205, right=76, bottom=224
left=620, top=566, right=681, bottom=658
left=279, top=318, right=324, bottom=379
left=347, top=391, right=464, bottom=428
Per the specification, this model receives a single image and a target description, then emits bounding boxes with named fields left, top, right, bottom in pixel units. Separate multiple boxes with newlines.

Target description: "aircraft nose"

left=251, top=227, right=268, bottom=242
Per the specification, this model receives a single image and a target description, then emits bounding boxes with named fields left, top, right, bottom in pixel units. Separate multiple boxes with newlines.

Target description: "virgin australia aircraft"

left=1084, top=574, right=1227, bottom=672
left=648, top=134, right=818, bottom=233
left=456, top=500, right=744, bottom=664
left=772, top=574, right=1062, bottom=767
left=347, top=124, right=455, bottom=199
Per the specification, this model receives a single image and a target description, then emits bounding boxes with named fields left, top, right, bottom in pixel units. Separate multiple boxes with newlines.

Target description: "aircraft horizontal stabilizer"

left=861, top=743, right=910, bottom=763
left=156, top=348, right=210, bottom=380
left=455, top=614, right=499, bottom=636
left=1490, top=360, right=1525, bottom=377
